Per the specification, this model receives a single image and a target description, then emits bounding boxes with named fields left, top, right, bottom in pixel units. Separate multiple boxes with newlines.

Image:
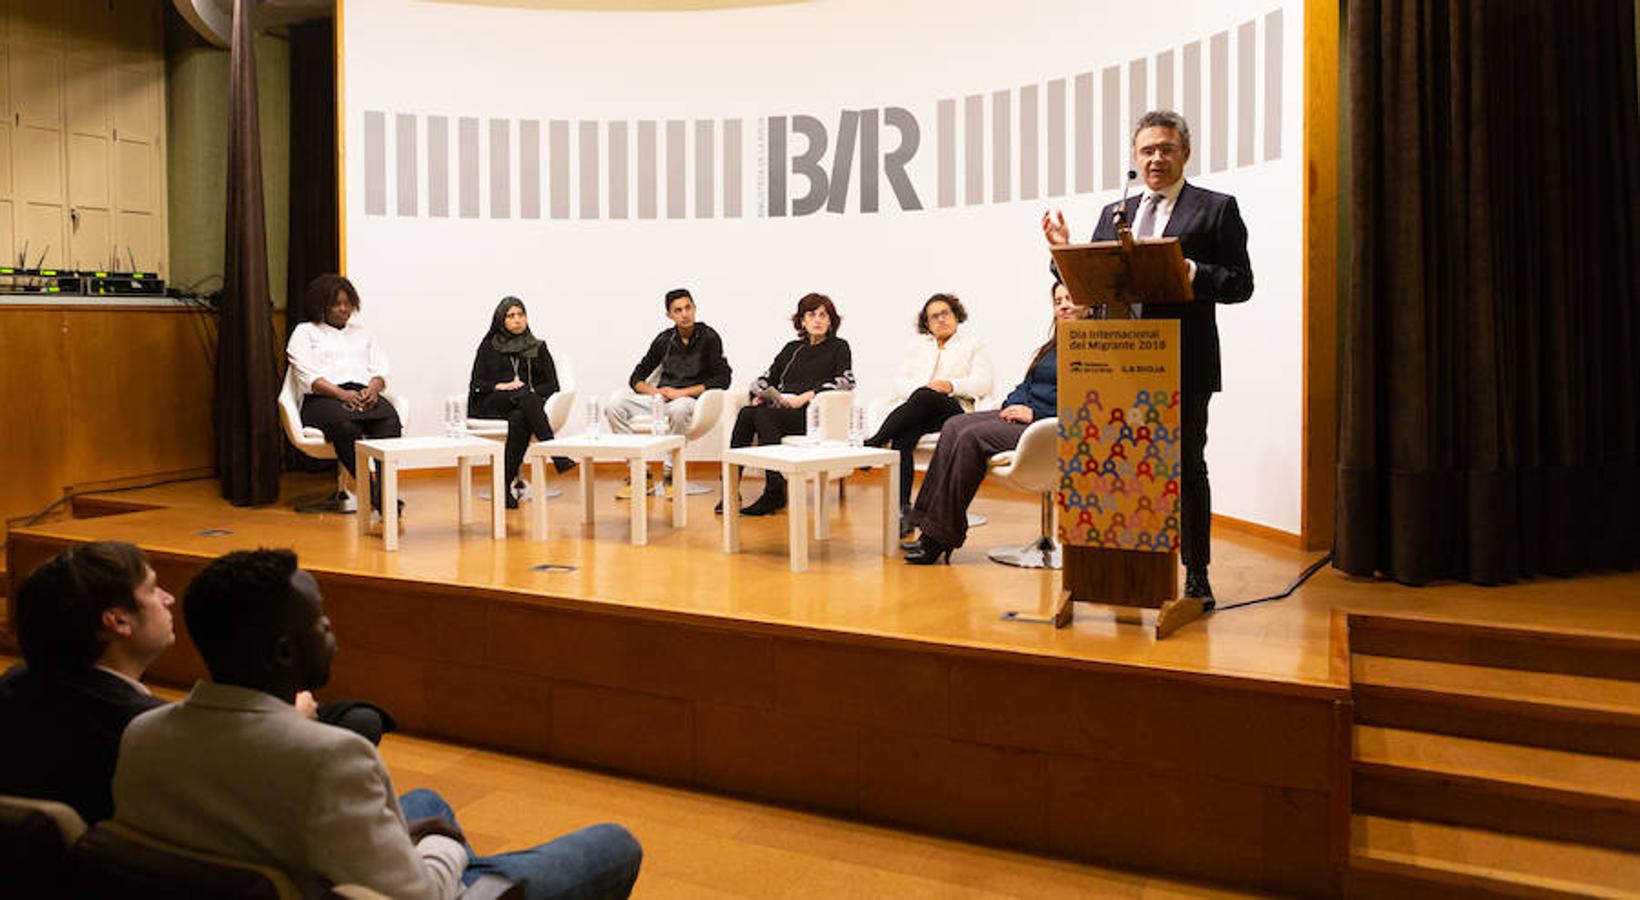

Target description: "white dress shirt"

left=287, top=320, right=391, bottom=395
left=892, top=329, right=996, bottom=410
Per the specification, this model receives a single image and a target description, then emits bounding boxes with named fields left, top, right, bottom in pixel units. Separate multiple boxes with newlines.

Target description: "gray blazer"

left=112, top=681, right=465, bottom=900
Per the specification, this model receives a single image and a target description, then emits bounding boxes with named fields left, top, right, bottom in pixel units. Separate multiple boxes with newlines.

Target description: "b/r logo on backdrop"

left=357, top=10, right=1286, bottom=222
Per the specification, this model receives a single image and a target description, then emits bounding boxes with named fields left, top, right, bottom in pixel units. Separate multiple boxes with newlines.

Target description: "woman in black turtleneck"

left=468, top=296, right=572, bottom=507
left=720, top=292, right=855, bottom=516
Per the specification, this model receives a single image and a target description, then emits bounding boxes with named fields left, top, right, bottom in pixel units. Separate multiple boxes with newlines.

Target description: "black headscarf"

left=487, top=296, right=545, bottom=359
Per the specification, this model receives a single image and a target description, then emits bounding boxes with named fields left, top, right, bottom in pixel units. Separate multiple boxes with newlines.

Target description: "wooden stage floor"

left=8, top=469, right=1639, bottom=895
left=12, top=469, right=1638, bottom=690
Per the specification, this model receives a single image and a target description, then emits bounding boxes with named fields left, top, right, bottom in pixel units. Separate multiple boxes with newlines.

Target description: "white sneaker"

left=510, top=478, right=533, bottom=503
left=337, top=490, right=358, bottom=513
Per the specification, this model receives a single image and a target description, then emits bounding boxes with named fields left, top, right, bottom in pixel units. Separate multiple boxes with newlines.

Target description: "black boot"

left=1184, top=567, right=1215, bottom=611
left=741, top=473, right=787, bottom=516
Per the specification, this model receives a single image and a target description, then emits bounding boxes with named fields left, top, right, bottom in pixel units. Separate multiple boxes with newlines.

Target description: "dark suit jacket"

left=1089, top=182, right=1253, bottom=395
left=0, top=663, right=164, bottom=824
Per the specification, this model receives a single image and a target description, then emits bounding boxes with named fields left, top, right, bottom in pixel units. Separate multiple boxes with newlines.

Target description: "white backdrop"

left=341, top=0, right=1304, bottom=533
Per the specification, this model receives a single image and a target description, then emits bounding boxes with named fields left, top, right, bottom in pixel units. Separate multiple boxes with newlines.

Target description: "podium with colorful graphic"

left=1048, top=230, right=1203, bottom=638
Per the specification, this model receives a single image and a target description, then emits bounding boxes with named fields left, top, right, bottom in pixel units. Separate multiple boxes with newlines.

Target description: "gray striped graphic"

left=395, top=114, right=417, bottom=216
left=1237, top=20, right=1257, bottom=167
left=579, top=121, right=599, bottom=220
left=359, top=7, right=1289, bottom=221
left=490, top=118, right=510, bottom=219
left=723, top=119, right=743, bottom=218
left=991, top=90, right=1010, bottom=203
left=1264, top=9, right=1283, bottom=160
left=1074, top=73, right=1093, bottom=193
left=666, top=120, right=686, bottom=220
left=638, top=121, right=657, bottom=220
left=1210, top=31, right=1229, bottom=173
left=1101, top=66, right=1120, bottom=189
left=520, top=120, right=541, bottom=219
left=936, top=99, right=956, bottom=208
left=1019, top=84, right=1039, bottom=201
left=608, top=122, right=629, bottom=220
left=458, top=117, right=479, bottom=219
left=363, top=111, right=385, bottom=215
left=549, top=121, right=569, bottom=220
left=1183, top=42, right=1202, bottom=176
left=1046, top=78, right=1066, bottom=197
left=428, top=116, right=449, bottom=217
left=695, top=120, right=714, bottom=219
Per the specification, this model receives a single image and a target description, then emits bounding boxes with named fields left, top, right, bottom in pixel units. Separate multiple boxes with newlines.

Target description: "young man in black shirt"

left=607, top=289, right=732, bottom=495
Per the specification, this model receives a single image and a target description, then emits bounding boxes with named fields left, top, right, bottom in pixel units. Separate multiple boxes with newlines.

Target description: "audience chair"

left=69, top=819, right=520, bottom=900
left=466, top=355, right=578, bottom=499
left=605, top=376, right=727, bottom=495
left=867, top=391, right=1003, bottom=526
left=983, top=417, right=1062, bottom=569
left=278, top=366, right=411, bottom=512
left=0, top=793, right=87, bottom=897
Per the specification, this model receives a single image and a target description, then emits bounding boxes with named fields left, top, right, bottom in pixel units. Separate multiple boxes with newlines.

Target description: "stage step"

left=1354, top=724, right=1640, bottom=852
left=1346, top=814, right=1640, bottom=899
left=1346, top=612, right=1640, bottom=682
left=1351, top=656, right=1640, bottom=759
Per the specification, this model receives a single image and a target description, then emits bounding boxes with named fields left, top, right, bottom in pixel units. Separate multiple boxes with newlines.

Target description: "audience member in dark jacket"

left=904, top=282, right=1089, bottom=563
left=0, top=542, right=391, bottom=824
left=469, top=296, right=573, bottom=506
left=721, top=293, right=855, bottom=516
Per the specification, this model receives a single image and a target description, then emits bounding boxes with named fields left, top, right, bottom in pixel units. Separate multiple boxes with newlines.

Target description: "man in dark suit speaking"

left=1042, top=109, right=1254, bottom=604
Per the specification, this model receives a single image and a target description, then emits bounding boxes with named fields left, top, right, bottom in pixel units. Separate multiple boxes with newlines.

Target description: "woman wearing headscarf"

left=469, top=297, right=571, bottom=507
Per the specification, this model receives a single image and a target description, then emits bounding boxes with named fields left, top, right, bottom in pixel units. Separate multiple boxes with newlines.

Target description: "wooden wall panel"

left=1303, top=0, right=1342, bottom=550
left=0, top=306, right=215, bottom=528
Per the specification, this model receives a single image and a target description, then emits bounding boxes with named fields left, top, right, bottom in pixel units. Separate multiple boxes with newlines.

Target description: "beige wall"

left=164, top=7, right=290, bottom=306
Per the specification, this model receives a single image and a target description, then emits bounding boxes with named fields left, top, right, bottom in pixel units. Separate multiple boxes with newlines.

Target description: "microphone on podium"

left=1112, top=169, right=1139, bottom=229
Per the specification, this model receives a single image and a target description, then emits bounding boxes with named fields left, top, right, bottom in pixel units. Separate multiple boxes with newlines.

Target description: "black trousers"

left=868, top=387, right=964, bottom=506
left=1180, top=391, right=1212, bottom=571
left=910, top=412, right=1027, bottom=549
left=730, top=404, right=807, bottom=495
left=299, top=389, right=402, bottom=479
left=472, top=388, right=555, bottom=485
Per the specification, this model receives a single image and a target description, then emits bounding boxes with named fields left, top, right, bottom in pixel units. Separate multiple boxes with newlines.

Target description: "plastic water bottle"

left=444, top=396, right=467, bottom=438
left=585, top=398, right=603, bottom=438
left=649, top=393, right=666, bottom=436
left=806, top=401, right=822, bottom=441
left=848, top=405, right=866, bottom=447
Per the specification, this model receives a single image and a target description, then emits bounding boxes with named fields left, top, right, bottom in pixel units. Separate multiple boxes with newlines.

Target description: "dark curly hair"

left=914, top=293, right=967, bottom=335
left=183, top=548, right=304, bottom=680
left=790, top=292, right=841, bottom=338
left=300, top=274, right=361, bottom=324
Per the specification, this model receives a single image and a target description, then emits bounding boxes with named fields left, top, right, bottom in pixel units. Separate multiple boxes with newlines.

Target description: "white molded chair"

left=984, top=416, right=1061, bottom=569
left=465, top=356, right=577, bottom=499
left=867, top=390, right=1003, bottom=526
left=278, top=366, right=411, bottom=511
left=604, top=378, right=727, bottom=495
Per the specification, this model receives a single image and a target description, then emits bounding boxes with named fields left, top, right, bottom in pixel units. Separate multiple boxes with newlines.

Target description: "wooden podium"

left=1048, top=226, right=1204, bottom=638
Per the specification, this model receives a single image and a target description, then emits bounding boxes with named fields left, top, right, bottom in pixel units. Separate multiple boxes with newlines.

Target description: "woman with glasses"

left=864, top=293, right=995, bottom=533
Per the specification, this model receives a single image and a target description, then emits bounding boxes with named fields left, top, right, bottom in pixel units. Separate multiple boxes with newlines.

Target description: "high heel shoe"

left=902, top=535, right=953, bottom=565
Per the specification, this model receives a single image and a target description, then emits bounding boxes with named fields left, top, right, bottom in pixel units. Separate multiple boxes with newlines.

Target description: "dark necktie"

left=1136, top=193, right=1162, bottom=238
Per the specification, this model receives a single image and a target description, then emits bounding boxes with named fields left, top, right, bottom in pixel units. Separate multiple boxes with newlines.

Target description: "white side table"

left=721, top=444, right=897, bottom=572
left=527, top=433, right=686, bottom=545
left=354, top=436, right=507, bottom=551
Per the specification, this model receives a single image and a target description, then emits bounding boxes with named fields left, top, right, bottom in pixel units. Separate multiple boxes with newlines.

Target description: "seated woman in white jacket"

left=864, top=293, right=995, bottom=526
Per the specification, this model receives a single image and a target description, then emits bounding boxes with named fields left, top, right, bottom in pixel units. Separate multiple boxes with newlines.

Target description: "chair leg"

left=986, top=492, right=1062, bottom=569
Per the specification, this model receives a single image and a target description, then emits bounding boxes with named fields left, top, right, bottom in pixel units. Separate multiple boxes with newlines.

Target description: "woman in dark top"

left=469, top=296, right=571, bottom=507
left=720, top=292, right=856, bottom=517
left=904, top=282, right=1088, bottom=564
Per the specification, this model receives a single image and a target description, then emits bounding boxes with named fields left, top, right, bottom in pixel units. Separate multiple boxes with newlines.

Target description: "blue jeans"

left=399, top=789, right=642, bottom=900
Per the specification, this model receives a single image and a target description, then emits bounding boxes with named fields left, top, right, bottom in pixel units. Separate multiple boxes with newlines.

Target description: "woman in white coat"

left=865, top=293, right=995, bottom=524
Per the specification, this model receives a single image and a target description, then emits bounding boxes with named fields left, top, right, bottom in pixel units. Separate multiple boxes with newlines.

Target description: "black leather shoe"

left=741, top=490, right=787, bottom=517
left=714, top=498, right=726, bottom=515
left=903, top=535, right=953, bottom=565
left=1184, top=568, right=1215, bottom=610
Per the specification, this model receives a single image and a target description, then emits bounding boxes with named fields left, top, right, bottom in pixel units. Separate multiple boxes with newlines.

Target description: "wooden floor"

left=0, top=655, right=1257, bottom=900
left=14, top=468, right=1640, bottom=691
